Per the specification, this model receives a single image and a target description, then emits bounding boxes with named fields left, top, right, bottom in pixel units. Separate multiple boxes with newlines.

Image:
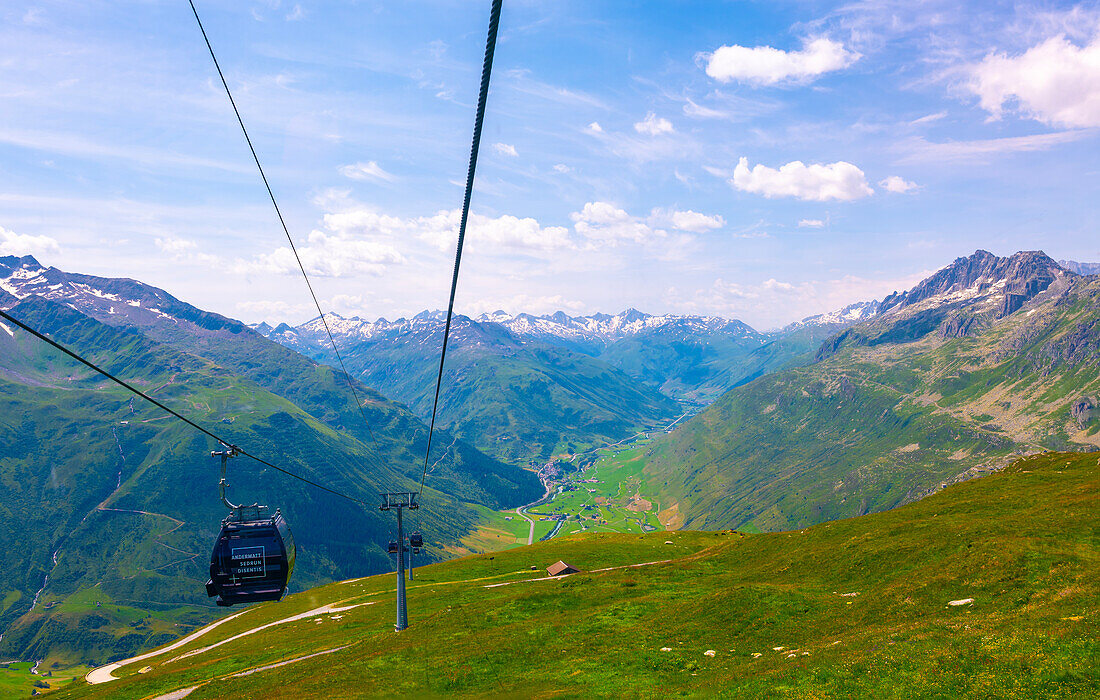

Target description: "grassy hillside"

left=642, top=270, right=1100, bottom=532
left=0, top=295, right=539, bottom=667
left=53, top=450, right=1099, bottom=698
left=306, top=320, right=681, bottom=463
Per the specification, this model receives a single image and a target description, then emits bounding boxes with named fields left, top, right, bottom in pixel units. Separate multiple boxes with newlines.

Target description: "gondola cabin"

left=206, top=509, right=295, bottom=606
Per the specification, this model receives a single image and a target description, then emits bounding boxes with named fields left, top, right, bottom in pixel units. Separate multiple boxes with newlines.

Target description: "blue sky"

left=1, top=0, right=1099, bottom=329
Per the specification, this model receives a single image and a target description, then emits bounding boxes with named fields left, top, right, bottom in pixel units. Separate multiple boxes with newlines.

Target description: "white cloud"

left=648, top=208, right=725, bottom=233
left=571, top=202, right=656, bottom=244
left=897, top=131, right=1086, bottom=163
left=567, top=203, right=723, bottom=249
left=552, top=163, right=571, bottom=173
left=0, top=226, right=60, bottom=257
left=634, top=112, right=674, bottom=136
left=493, top=142, right=519, bottom=157
left=798, top=219, right=825, bottom=228
left=682, top=98, right=727, bottom=119
left=154, top=237, right=197, bottom=255
left=732, top=157, right=873, bottom=201
left=236, top=299, right=310, bottom=318
left=0, top=126, right=246, bottom=174
left=879, top=176, right=918, bottom=193
left=968, top=34, right=1100, bottom=128
left=154, top=236, right=219, bottom=266
left=910, top=111, right=947, bottom=125
left=702, top=38, right=859, bottom=86
left=703, top=165, right=731, bottom=178
left=587, top=121, right=603, bottom=133
left=339, top=161, right=396, bottom=183
left=285, top=4, right=304, bottom=21
left=419, top=210, right=573, bottom=253
left=461, top=293, right=587, bottom=317
left=674, top=270, right=929, bottom=330
left=321, top=201, right=574, bottom=256
left=240, top=231, right=406, bottom=278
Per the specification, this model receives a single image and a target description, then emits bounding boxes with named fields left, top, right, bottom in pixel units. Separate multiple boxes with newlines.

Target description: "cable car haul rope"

left=419, top=0, right=503, bottom=499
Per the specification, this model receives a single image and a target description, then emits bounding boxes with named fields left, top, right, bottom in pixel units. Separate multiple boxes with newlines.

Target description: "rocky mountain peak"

left=0, top=254, right=45, bottom=272
left=879, top=249, right=1066, bottom=318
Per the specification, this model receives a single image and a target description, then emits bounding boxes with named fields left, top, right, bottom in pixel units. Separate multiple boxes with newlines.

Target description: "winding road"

left=515, top=505, right=535, bottom=546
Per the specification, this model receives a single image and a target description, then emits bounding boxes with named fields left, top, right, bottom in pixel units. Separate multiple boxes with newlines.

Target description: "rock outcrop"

left=1071, top=397, right=1094, bottom=428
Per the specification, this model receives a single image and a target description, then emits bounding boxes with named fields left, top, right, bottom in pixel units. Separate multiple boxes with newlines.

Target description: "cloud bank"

left=0, top=225, right=60, bottom=257
left=969, top=33, right=1100, bottom=128
left=732, top=157, right=873, bottom=201
left=703, top=38, right=859, bottom=86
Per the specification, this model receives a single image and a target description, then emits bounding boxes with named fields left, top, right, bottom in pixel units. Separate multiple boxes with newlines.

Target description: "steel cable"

left=188, top=0, right=378, bottom=447
left=418, top=0, right=503, bottom=496
left=0, top=307, right=368, bottom=505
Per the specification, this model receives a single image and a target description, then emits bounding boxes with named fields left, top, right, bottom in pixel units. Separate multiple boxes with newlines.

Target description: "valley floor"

left=55, top=450, right=1099, bottom=699
left=462, top=412, right=699, bottom=552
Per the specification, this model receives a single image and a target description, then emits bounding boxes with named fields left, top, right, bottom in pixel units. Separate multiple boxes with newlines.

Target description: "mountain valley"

left=3, top=248, right=1099, bottom=687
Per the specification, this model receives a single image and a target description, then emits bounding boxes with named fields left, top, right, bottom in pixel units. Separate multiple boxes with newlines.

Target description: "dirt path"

left=87, top=600, right=375, bottom=685
left=97, top=507, right=200, bottom=570
left=166, top=601, right=376, bottom=664
left=86, top=610, right=251, bottom=684
left=483, top=559, right=673, bottom=588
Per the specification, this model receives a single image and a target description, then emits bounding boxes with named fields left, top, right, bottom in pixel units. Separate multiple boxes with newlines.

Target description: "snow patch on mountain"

left=784, top=301, right=879, bottom=331
left=257, top=308, right=767, bottom=350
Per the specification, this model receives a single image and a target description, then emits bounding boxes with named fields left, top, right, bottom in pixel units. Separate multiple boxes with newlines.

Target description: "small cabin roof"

left=546, top=560, right=579, bottom=576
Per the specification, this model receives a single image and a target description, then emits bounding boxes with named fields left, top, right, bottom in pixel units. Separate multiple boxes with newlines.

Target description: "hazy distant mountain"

left=477, top=308, right=761, bottom=351
left=1058, top=259, right=1100, bottom=276
left=643, top=249, right=1098, bottom=532
left=256, top=303, right=888, bottom=460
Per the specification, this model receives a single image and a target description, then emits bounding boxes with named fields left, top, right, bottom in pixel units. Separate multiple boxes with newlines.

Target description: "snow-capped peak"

left=785, top=301, right=880, bottom=331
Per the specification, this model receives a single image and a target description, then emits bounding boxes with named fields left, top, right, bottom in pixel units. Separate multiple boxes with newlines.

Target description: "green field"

left=54, top=450, right=1100, bottom=699
left=465, top=439, right=671, bottom=552
left=457, top=504, right=539, bottom=552
left=0, top=661, right=87, bottom=697
left=537, top=444, right=664, bottom=535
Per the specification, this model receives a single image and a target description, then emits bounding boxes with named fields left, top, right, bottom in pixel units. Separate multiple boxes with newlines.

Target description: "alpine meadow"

left=1, top=1, right=1098, bottom=698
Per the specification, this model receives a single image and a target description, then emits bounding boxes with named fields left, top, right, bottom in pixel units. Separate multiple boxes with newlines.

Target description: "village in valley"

left=463, top=412, right=697, bottom=553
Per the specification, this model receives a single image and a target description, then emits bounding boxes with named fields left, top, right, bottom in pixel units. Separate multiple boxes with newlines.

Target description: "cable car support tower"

left=379, top=0, right=501, bottom=633
left=380, top=492, right=418, bottom=631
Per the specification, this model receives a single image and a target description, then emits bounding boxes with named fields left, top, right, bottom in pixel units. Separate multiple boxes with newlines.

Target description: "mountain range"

left=253, top=304, right=872, bottom=462
left=3, top=247, right=1098, bottom=671
left=641, top=250, right=1100, bottom=531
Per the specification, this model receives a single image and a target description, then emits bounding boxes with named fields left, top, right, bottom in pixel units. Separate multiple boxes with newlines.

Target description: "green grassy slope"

left=315, top=321, right=681, bottom=463
left=1, top=264, right=530, bottom=505
left=0, top=296, right=539, bottom=667
left=642, top=274, right=1100, bottom=532
left=55, top=451, right=1099, bottom=699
